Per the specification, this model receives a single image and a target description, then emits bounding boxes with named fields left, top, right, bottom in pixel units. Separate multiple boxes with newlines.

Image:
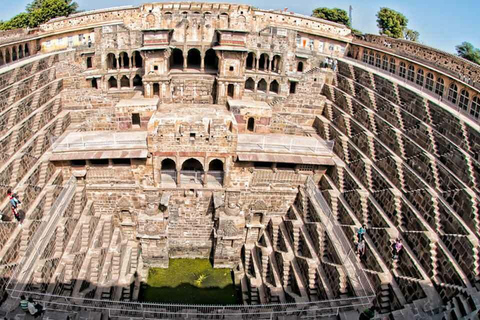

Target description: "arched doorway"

left=257, top=79, right=267, bottom=93
left=269, top=80, right=279, bottom=94
left=107, top=53, right=117, bottom=69
left=246, top=52, right=256, bottom=70
left=5, top=50, right=11, bottom=64
left=259, top=53, right=269, bottom=71
left=204, top=49, right=218, bottom=71
left=187, top=49, right=201, bottom=69
left=161, top=158, right=177, bottom=185
left=245, top=78, right=255, bottom=91
left=133, top=75, right=143, bottom=87
left=108, top=76, right=117, bottom=89
left=208, top=159, right=224, bottom=186
left=18, top=45, right=23, bottom=59
left=170, top=48, right=183, bottom=70
left=12, top=48, right=17, bottom=61
left=120, top=75, right=130, bottom=88
left=24, top=44, right=29, bottom=57
left=227, top=84, right=234, bottom=98
left=247, top=118, right=255, bottom=132
left=181, top=158, right=204, bottom=185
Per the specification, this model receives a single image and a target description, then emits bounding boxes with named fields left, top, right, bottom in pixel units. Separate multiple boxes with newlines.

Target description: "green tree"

left=0, top=0, right=78, bottom=30
left=376, top=7, right=408, bottom=39
left=404, top=29, right=420, bottom=42
left=456, top=42, right=480, bottom=65
left=312, top=7, right=350, bottom=27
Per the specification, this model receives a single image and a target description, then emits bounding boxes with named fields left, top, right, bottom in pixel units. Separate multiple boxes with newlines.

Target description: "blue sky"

left=1, top=0, right=478, bottom=54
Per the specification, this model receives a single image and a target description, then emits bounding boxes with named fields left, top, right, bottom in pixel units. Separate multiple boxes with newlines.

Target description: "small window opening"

left=112, top=158, right=131, bottom=166
left=71, top=160, right=86, bottom=167
left=289, top=81, right=297, bottom=94
left=90, top=159, right=109, bottom=166
left=132, top=113, right=141, bottom=126
left=190, top=133, right=196, bottom=140
left=229, top=66, right=234, bottom=71
left=247, top=117, right=255, bottom=132
left=154, top=65, right=159, bottom=71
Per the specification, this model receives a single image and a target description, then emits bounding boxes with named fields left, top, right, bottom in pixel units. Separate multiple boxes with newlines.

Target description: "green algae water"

left=140, top=259, right=240, bottom=305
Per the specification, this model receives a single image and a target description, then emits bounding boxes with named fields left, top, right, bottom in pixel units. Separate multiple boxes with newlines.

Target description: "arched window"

left=18, top=45, right=23, bottom=59
left=269, top=80, right=279, bottom=94
left=24, top=44, right=29, bottom=57
left=459, top=89, right=470, bottom=111
left=120, top=75, right=129, bottom=88
left=368, top=51, right=374, bottom=65
left=106, top=53, right=117, bottom=69
left=470, top=97, right=480, bottom=119
left=245, top=78, right=255, bottom=91
left=227, top=84, right=234, bottom=98
left=247, top=118, right=255, bottom=132
left=170, top=48, right=183, bottom=70
left=297, top=61, right=304, bottom=72
left=208, top=159, right=224, bottom=185
left=435, top=78, right=445, bottom=96
left=389, top=58, right=396, bottom=74
left=187, top=49, right=201, bottom=69
left=399, top=62, right=406, bottom=78
left=362, top=50, right=369, bottom=63
left=407, top=65, right=415, bottom=82
left=416, top=69, right=424, bottom=87
left=133, top=75, right=143, bottom=87
left=375, top=54, right=381, bottom=68
left=257, top=79, right=267, bottom=92
left=108, top=76, right=117, bottom=89
left=181, top=159, right=204, bottom=184
left=447, top=83, right=458, bottom=104
left=0, top=52, right=4, bottom=66
left=86, top=57, right=93, bottom=69
left=12, top=48, right=17, bottom=61
left=209, top=159, right=223, bottom=171
left=246, top=52, right=256, bottom=70
left=425, top=73, right=434, bottom=91
left=382, top=55, right=388, bottom=70
left=204, top=49, right=218, bottom=71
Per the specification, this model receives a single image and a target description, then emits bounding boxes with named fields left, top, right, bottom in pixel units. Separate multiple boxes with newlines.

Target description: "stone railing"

left=251, top=169, right=306, bottom=186
left=354, top=34, right=480, bottom=88
left=0, top=28, right=38, bottom=46
left=86, top=167, right=134, bottom=184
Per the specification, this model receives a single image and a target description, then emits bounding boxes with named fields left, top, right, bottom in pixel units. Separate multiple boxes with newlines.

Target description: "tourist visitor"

left=19, top=295, right=28, bottom=312
left=393, top=239, right=403, bottom=260
left=27, top=297, right=43, bottom=317
left=7, top=189, right=21, bottom=226
left=357, top=225, right=366, bottom=241
left=357, top=239, right=366, bottom=258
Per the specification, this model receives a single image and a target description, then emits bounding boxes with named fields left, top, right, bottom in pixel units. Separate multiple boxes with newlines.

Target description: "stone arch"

left=133, top=74, right=143, bottom=87
left=257, top=79, right=267, bottom=92
left=187, top=48, right=201, bottom=69
left=459, top=89, right=470, bottom=111
left=0, top=51, right=4, bottom=66
left=269, top=80, right=279, bottom=94
left=245, top=77, right=255, bottom=91
left=107, top=53, right=117, bottom=69
left=389, top=57, right=396, bottom=73
left=119, top=52, right=129, bottom=68
left=204, top=48, right=218, bottom=70
left=24, top=43, right=29, bottom=56
left=108, top=76, right=117, bottom=89
left=208, top=159, right=224, bottom=171
left=18, top=45, right=23, bottom=59
left=181, top=158, right=204, bottom=171
left=382, top=55, right=388, bottom=70
left=435, top=77, right=445, bottom=96
left=161, top=158, right=176, bottom=170
left=12, top=47, right=17, bottom=61
left=407, top=64, right=415, bottom=81
left=297, top=61, right=304, bottom=72
left=259, top=53, right=269, bottom=71
left=120, top=75, right=130, bottom=88
left=416, top=69, right=424, bottom=86
left=170, top=48, right=183, bottom=70
left=246, top=52, right=256, bottom=70
left=426, top=72, right=435, bottom=91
